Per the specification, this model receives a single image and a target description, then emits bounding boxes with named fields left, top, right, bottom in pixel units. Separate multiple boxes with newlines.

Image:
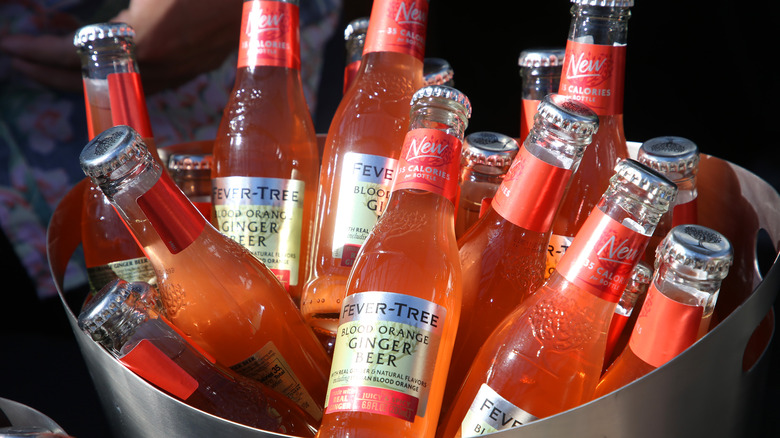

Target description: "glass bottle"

left=424, top=57, right=454, bottom=86
left=436, top=159, right=676, bottom=437
left=547, top=0, right=632, bottom=279
left=454, top=131, right=519, bottom=239
left=636, top=136, right=700, bottom=263
left=518, top=47, right=565, bottom=144
left=78, top=278, right=319, bottom=436
left=74, top=22, right=160, bottom=297
left=602, top=259, right=651, bottom=372
left=211, top=0, right=320, bottom=306
left=316, top=85, right=471, bottom=438
left=168, top=153, right=213, bottom=219
left=595, top=224, right=733, bottom=397
left=442, top=94, right=599, bottom=415
left=79, top=125, right=330, bottom=422
left=343, top=17, right=369, bottom=94
left=301, top=0, right=428, bottom=347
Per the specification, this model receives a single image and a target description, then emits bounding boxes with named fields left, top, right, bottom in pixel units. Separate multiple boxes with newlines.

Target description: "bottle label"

left=212, top=176, right=305, bottom=290
left=520, top=98, right=540, bottom=142
left=555, top=208, right=648, bottom=302
left=364, top=0, right=428, bottom=61
left=492, top=147, right=572, bottom=233
left=545, top=233, right=574, bottom=279
left=86, top=256, right=157, bottom=294
left=332, top=152, right=397, bottom=266
left=558, top=40, right=626, bottom=116
left=137, top=172, right=207, bottom=254
left=629, top=283, right=704, bottom=368
left=99, top=72, right=153, bottom=139
left=393, top=128, right=462, bottom=205
left=324, top=291, right=446, bottom=422
left=230, top=340, right=322, bottom=420
left=671, top=199, right=698, bottom=227
left=238, top=0, right=300, bottom=69
left=459, top=384, right=537, bottom=436
left=120, top=339, right=199, bottom=401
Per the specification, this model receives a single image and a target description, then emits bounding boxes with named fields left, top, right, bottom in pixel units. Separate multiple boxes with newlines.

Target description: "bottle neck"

left=103, top=156, right=207, bottom=255
left=78, top=39, right=139, bottom=79
left=520, top=66, right=562, bottom=100
left=237, top=0, right=302, bottom=71
left=568, top=5, right=631, bottom=46
left=363, top=0, right=428, bottom=62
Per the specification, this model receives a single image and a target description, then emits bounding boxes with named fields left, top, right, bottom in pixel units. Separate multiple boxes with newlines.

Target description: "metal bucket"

left=0, top=397, right=68, bottom=435
left=47, top=149, right=779, bottom=438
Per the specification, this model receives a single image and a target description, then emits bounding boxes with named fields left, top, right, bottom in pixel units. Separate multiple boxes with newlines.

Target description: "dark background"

left=2, top=0, right=778, bottom=436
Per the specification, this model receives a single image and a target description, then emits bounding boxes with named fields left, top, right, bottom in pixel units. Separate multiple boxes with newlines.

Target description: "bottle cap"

left=78, top=279, right=152, bottom=350
left=656, top=224, right=734, bottom=281
left=461, top=132, right=519, bottom=169
left=79, top=125, right=151, bottom=188
left=411, top=85, right=472, bottom=120
left=570, top=0, right=634, bottom=7
left=518, top=48, right=566, bottom=68
left=168, top=154, right=213, bottom=172
left=73, top=22, right=135, bottom=47
left=611, top=159, right=678, bottom=211
left=424, top=58, right=455, bottom=86
left=536, top=93, right=599, bottom=141
left=344, top=17, right=370, bottom=41
left=636, top=136, right=700, bottom=181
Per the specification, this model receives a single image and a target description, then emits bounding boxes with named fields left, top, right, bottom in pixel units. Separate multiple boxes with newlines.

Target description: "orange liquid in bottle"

left=212, top=0, right=319, bottom=305
left=301, top=43, right=425, bottom=339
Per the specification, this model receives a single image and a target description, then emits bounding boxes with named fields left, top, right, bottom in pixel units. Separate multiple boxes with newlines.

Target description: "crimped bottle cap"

left=461, top=132, right=519, bottom=168
left=637, top=136, right=700, bottom=179
left=79, top=125, right=149, bottom=183
left=344, top=17, right=370, bottom=41
left=74, top=22, right=135, bottom=47
left=656, top=224, right=734, bottom=281
left=168, top=154, right=213, bottom=172
left=411, top=85, right=472, bottom=119
left=536, top=93, right=599, bottom=140
left=518, top=48, right=566, bottom=68
left=78, top=279, right=150, bottom=342
left=570, top=0, right=634, bottom=6
left=611, top=159, right=678, bottom=211
left=424, top=58, right=454, bottom=86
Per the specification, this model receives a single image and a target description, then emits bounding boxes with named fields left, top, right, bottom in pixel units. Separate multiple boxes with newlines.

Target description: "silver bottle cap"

left=411, top=85, right=472, bottom=119
left=570, top=0, right=634, bottom=7
left=611, top=159, right=678, bottom=211
left=168, top=153, right=213, bottom=172
left=631, top=260, right=653, bottom=287
left=461, top=132, right=519, bottom=169
left=656, top=224, right=734, bottom=281
left=78, top=279, right=152, bottom=346
left=518, top=48, right=566, bottom=68
left=637, top=136, right=700, bottom=180
left=535, top=93, right=599, bottom=141
left=344, top=17, right=370, bottom=41
left=73, top=22, right=135, bottom=47
left=424, top=58, right=454, bottom=86
left=79, top=125, right=151, bottom=187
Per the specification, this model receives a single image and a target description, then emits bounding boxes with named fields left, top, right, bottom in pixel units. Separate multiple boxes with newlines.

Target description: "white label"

left=460, top=384, right=537, bottom=436
left=545, top=233, right=574, bottom=279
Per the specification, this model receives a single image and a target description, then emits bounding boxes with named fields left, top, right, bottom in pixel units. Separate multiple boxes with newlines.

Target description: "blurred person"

left=0, top=0, right=341, bottom=302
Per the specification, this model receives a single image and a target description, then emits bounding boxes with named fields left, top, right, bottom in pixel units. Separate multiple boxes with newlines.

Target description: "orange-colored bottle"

left=602, top=259, right=651, bottom=372
left=436, top=160, right=676, bottom=438
left=211, top=0, right=319, bottom=306
left=343, top=17, right=369, bottom=94
left=316, top=85, right=471, bottom=438
left=454, top=131, right=519, bottom=240
left=595, top=224, right=733, bottom=397
left=547, top=0, right=633, bottom=279
left=74, top=22, right=160, bottom=296
left=79, top=126, right=331, bottom=422
left=518, top=48, right=565, bottom=145
left=442, top=94, right=599, bottom=415
left=301, top=0, right=428, bottom=347
left=636, top=136, right=700, bottom=264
